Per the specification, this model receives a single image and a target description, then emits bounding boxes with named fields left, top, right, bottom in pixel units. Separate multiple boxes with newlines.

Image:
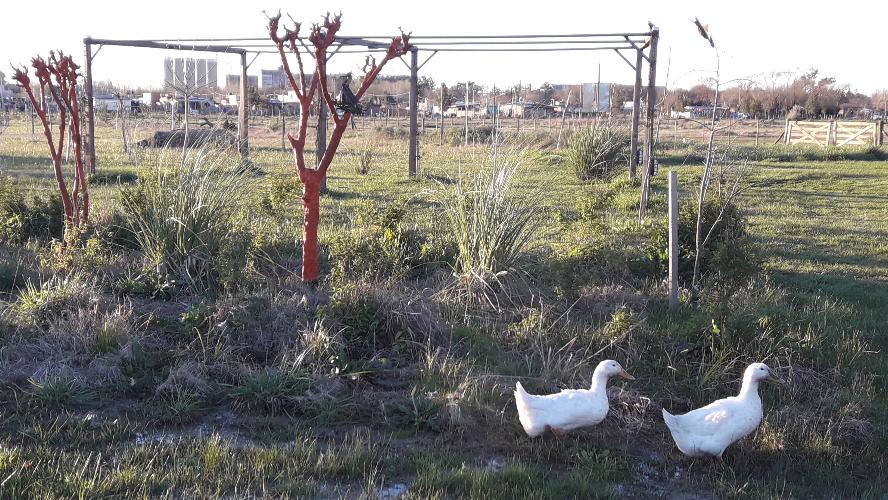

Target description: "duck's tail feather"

left=514, top=382, right=537, bottom=437
left=662, top=409, right=680, bottom=434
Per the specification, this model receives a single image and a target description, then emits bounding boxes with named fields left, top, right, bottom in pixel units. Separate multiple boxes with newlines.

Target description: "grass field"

left=0, top=114, right=886, bottom=499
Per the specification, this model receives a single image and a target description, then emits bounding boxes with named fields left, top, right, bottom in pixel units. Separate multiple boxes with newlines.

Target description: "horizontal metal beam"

left=87, top=38, right=246, bottom=54
left=409, top=46, right=638, bottom=52
left=142, top=32, right=654, bottom=43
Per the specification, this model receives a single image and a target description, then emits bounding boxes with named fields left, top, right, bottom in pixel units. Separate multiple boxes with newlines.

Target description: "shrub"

left=0, top=176, right=64, bottom=244
left=430, top=152, right=541, bottom=280
left=446, top=125, right=494, bottom=145
left=317, top=282, right=446, bottom=362
left=648, top=196, right=758, bottom=295
left=328, top=199, right=455, bottom=282
left=259, top=175, right=301, bottom=215
left=564, top=123, right=630, bottom=180
left=120, top=146, right=255, bottom=292
left=87, top=169, right=139, bottom=185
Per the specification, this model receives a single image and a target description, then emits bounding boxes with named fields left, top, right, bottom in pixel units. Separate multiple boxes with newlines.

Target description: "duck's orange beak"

left=619, top=369, right=635, bottom=381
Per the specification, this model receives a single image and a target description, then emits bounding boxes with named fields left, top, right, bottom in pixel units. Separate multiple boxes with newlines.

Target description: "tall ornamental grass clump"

left=564, top=123, right=630, bottom=180
left=432, top=151, right=541, bottom=281
left=120, top=146, right=252, bottom=291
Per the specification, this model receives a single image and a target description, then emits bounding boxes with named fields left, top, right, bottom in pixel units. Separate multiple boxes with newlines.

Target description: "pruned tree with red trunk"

left=268, top=12, right=411, bottom=282
left=13, top=52, right=89, bottom=238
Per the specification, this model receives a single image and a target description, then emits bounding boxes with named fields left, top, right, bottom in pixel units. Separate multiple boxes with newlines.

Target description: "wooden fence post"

left=629, top=49, right=643, bottom=178
left=668, top=170, right=679, bottom=310
left=408, top=47, right=418, bottom=177
left=83, top=37, right=97, bottom=173
left=281, top=111, right=286, bottom=151
left=238, top=51, right=249, bottom=162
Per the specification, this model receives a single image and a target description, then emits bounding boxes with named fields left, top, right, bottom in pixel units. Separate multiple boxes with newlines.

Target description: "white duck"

left=663, top=362, right=783, bottom=457
left=514, top=360, right=635, bottom=438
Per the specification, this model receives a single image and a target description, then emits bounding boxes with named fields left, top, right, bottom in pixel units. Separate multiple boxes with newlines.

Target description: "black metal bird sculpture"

left=335, top=72, right=363, bottom=116
left=693, top=17, right=715, bottom=48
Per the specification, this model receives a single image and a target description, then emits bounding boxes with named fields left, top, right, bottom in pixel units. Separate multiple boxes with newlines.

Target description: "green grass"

left=1, top=114, right=887, bottom=498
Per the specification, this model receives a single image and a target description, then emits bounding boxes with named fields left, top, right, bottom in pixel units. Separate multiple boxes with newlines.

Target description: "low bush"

left=88, top=169, right=139, bottom=185
left=328, top=199, right=455, bottom=282
left=317, top=282, right=446, bottom=362
left=14, top=275, right=99, bottom=328
left=446, top=125, right=494, bottom=146
left=647, top=195, right=758, bottom=298
left=0, top=176, right=64, bottom=244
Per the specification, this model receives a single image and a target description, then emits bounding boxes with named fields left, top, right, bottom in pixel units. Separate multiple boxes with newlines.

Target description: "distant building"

left=163, top=58, right=217, bottom=91
left=226, top=74, right=258, bottom=90
left=444, top=100, right=481, bottom=118
left=498, top=102, right=554, bottom=118
left=582, top=83, right=612, bottom=114
left=261, top=68, right=288, bottom=89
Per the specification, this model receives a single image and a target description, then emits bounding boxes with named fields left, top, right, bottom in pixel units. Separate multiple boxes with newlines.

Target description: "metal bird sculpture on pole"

left=334, top=72, right=362, bottom=115
left=693, top=17, right=715, bottom=48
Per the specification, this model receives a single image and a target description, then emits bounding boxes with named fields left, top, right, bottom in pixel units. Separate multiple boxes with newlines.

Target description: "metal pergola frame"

left=81, top=27, right=659, bottom=178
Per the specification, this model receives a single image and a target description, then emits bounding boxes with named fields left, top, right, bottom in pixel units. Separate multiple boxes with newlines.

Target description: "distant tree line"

left=664, top=69, right=888, bottom=119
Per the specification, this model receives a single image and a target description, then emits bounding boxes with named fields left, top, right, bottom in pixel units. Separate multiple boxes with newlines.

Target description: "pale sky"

left=2, top=0, right=886, bottom=94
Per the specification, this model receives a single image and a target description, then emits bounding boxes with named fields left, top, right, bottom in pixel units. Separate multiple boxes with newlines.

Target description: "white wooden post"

left=668, top=170, right=679, bottom=310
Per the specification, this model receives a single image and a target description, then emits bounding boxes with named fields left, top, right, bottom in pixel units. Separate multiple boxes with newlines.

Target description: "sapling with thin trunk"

left=267, top=11, right=411, bottom=282
left=13, top=52, right=89, bottom=240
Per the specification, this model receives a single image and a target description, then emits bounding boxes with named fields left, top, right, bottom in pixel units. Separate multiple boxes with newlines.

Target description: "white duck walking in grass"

left=514, top=360, right=635, bottom=438
left=663, top=362, right=783, bottom=457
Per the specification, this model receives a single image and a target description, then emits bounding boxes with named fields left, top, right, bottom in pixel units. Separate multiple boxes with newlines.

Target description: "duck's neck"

left=590, top=368, right=610, bottom=394
left=737, top=375, right=761, bottom=400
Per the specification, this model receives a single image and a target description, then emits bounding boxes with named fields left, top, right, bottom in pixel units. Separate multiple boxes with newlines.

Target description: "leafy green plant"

left=644, top=196, right=757, bottom=296
left=0, top=176, right=64, bottom=244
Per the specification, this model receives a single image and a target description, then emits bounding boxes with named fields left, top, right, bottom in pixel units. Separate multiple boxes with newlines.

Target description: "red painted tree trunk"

left=300, top=175, right=322, bottom=282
